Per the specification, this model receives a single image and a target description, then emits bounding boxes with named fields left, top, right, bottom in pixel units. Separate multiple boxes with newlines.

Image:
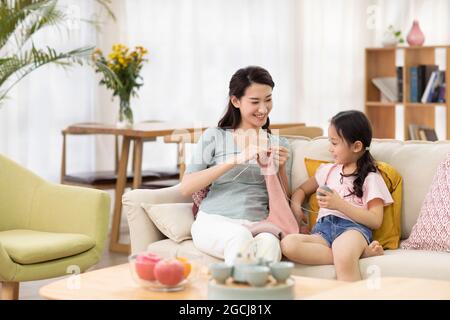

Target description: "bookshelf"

left=365, top=45, right=450, bottom=140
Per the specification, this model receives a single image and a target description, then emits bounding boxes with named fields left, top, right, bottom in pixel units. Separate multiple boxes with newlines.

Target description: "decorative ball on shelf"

left=407, top=20, right=425, bottom=46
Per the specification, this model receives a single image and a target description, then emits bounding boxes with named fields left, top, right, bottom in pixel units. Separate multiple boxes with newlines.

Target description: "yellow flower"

left=135, top=46, right=148, bottom=55
left=118, top=57, right=127, bottom=67
left=112, top=44, right=123, bottom=52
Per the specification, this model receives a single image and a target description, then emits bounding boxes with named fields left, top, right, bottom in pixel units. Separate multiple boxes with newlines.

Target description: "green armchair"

left=0, top=154, right=110, bottom=299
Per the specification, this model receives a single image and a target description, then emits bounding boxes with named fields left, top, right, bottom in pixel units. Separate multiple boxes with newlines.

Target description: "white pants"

left=191, top=211, right=281, bottom=265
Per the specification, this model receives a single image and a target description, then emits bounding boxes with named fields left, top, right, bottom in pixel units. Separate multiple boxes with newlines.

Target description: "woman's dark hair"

left=331, top=110, right=377, bottom=198
left=218, top=66, right=274, bottom=133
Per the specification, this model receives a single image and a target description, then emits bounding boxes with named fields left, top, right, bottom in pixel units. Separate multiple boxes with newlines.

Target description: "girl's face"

left=328, top=125, right=363, bottom=165
left=231, top=83, right=273, bottom=130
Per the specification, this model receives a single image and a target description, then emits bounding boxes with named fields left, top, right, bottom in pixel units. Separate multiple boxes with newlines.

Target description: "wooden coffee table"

left=306, top=277, right=450, bottom=300
left=39, top=263, right=347, bottom=300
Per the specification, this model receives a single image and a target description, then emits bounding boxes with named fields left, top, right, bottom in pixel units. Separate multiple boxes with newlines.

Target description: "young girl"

left=181, top=66, right=294, bottom=265
left=281, top=110, right=393, bottom=281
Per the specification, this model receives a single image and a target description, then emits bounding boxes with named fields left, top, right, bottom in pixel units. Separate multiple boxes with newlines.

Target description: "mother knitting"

left=180, top=66, right=299, bottom=265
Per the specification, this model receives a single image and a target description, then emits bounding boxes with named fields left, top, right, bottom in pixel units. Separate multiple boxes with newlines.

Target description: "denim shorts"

left=311, top=215, right=373, bottom=247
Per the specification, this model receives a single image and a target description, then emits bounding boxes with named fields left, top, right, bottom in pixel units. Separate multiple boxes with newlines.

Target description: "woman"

left=181, top=66, right=294, bottom=264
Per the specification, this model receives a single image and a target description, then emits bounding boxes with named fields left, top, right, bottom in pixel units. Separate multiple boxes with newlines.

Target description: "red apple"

left=135, top=252, right=161, bottom=281
left=154, top=259, right=185, bottom=286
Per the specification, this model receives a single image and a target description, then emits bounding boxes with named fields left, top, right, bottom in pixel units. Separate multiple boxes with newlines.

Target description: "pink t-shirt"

left=314, top=163, right=394, bottom=222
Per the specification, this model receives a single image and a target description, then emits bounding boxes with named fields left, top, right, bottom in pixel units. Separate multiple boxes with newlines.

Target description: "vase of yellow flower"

left=92, top=44, right=148, bottom=127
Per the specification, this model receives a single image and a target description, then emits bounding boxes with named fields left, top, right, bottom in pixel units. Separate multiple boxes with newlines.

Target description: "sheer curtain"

left=114, top=0, right=301, bottom=170
left=0, top=0, right=106, bottom=181
left=1, top=0, right=449, bottom=180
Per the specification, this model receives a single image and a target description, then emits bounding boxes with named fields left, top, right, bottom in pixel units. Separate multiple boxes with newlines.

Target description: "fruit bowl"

left=129, top=249, right=203, bottom=292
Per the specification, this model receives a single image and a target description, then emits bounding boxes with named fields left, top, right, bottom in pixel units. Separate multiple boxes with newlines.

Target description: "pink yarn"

left=191, top=152, right=304, bottom=239
left=253, top=153, right=299, bottom=238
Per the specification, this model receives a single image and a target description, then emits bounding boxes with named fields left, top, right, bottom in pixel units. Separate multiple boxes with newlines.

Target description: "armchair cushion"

left=141, top=203, right=194, bottom=243
left=0, top=229, right=95, bottom=265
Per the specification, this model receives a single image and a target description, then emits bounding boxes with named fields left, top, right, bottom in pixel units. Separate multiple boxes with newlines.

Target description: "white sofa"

left=124, top=137, right=450, bottom=281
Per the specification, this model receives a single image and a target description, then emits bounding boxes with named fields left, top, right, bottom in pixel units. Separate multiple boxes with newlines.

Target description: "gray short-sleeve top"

left=185, top=127, right=293, bottom=221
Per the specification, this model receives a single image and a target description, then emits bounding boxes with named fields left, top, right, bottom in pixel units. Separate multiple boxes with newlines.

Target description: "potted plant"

left=92, top=44, right=148, bottom=127
left=382, top=25, right=405, bottom=47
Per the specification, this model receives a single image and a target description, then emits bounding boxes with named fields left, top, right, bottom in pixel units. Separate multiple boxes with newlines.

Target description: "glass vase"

left=406, top=20, right=425, bottom=47
left=117, top=97, right=134, bottom=128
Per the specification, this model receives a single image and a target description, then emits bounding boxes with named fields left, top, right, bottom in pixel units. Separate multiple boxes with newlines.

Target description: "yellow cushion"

left=303, top=158, right=402, bottom=249
left=0, top=229, right=95, bottom=264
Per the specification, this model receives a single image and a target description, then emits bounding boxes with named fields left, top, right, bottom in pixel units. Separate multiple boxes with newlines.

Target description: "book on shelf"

left=372, top=77, right=398, bottom=102
left=396, top=67, right=403, bottom=102
left=422, top=128, right=439, bottom=141
left=421, top=65, right=439, bottom=95
left=410, top=65, right=445, bottom=103
left=408, top=124, right=420, bottom=140
left=418, top=129, right=427, bottom=141
left=423, top=70, right=446, bottom=103
left=434, top=71, right=446, bottom=103
left=408, top=124, right=438, bottom=141
left=421, top=71, right=438, bottom=103
left=438, top=83, right=446, bottom=103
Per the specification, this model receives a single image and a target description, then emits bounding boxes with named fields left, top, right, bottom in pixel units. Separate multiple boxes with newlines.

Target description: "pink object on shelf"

left=406, top=20, right=425, bottom=46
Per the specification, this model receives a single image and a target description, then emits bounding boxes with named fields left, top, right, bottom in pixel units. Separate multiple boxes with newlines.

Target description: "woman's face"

left=231, top=83, right=273, bottom=130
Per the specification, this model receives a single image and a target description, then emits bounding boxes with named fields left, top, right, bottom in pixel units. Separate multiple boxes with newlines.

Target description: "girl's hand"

left=270, top=146, right=289, bottom=168
left=316, top=187, right=342, bottom=210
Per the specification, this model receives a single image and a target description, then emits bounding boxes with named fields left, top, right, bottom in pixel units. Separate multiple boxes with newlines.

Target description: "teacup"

left=269, top=261, right=294, bottom=283
left=245, top=266, right=270, bottom=287
left=232, top=263, right=259, bottom=283
left=209, top=263, right=233, bottom=284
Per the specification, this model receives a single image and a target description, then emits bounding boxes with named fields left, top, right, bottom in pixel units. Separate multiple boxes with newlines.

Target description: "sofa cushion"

left=291, top=249, right=450, bottom=281
left=147, top=239, right=450, bottom=281
left=400, top=152, right=450, bottom=251
left=0, top=229, right=95, bottom=264
left=141, top=203, right=194, bottom=243
left=304, top=157, right=403, bottom=249
left=290, top=137, right=450, bottom=238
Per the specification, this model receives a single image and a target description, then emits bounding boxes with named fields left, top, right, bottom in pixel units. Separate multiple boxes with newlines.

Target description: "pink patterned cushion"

left=400, top=153, right=450, bottom=251
left=191, top=186, right=210, bottom=217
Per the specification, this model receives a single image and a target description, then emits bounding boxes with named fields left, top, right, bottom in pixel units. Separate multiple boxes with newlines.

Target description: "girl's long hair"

left=218, top=66, right=274, bottom=133
left=331, top=110, right=377, bottom=198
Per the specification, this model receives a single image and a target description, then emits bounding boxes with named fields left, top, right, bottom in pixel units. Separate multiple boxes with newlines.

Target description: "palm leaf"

left=0, top=45, right=93, bottom=102
left=21, top=0, right=66, bottom=48
left=0, top=0, right=116, bottom=105
left=94, top=0, right=115, bottom=20
left=0, top=0, right=56, bottom=49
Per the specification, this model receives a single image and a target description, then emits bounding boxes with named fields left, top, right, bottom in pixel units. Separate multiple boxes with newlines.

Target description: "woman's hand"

left=233, top=144, right=269, bottom=164
left=232, top=132, right=270, bottom=165
left=316, top=187, right=343, bottom=210
left=290, top=201, right=307, bottom=228
left=270, top=146, right=289, bottom=168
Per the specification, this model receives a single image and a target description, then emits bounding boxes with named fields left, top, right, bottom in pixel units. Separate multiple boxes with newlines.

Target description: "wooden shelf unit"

left=365, top=45, right=450, bottom=140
